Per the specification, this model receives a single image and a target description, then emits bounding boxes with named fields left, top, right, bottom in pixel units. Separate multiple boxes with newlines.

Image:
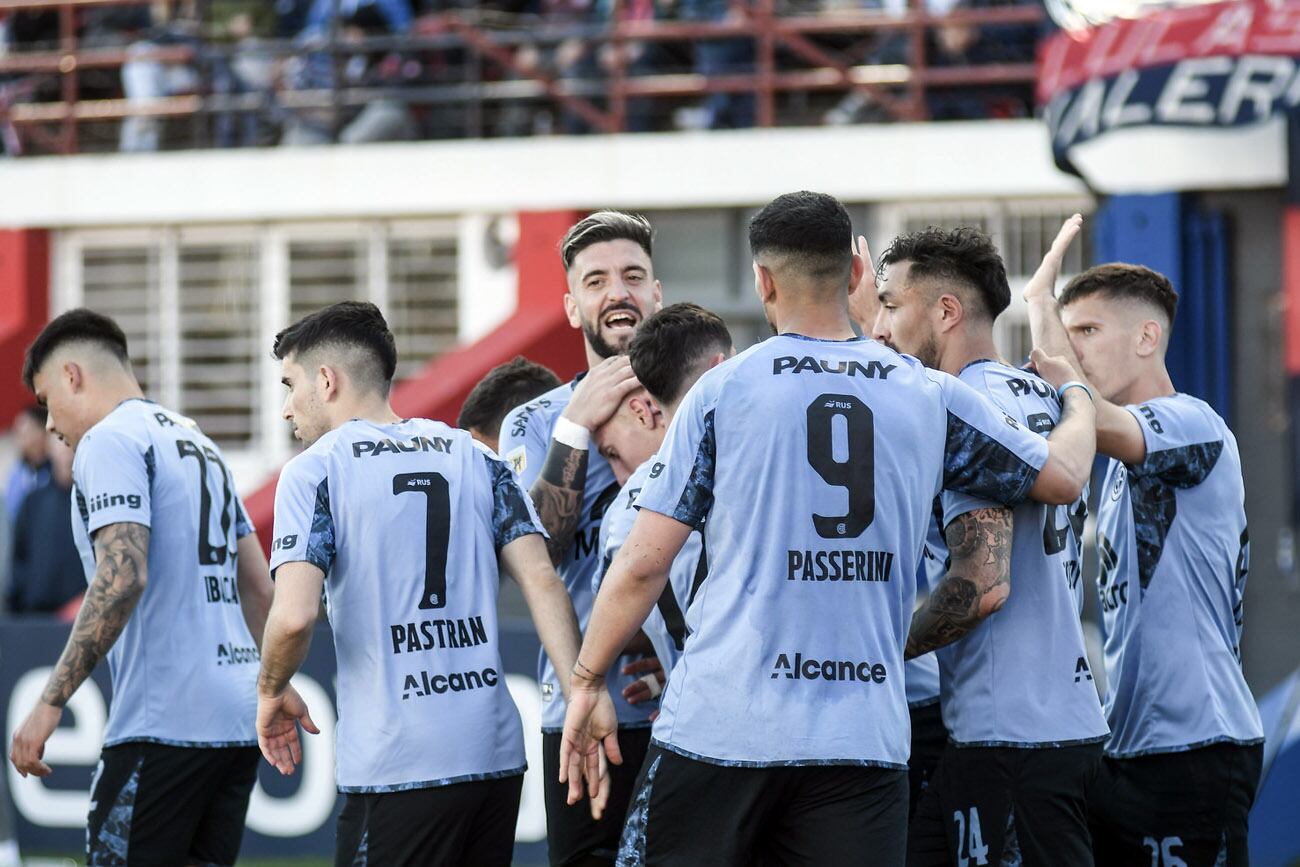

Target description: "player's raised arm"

left=1024, top=216, right=1146, bottom=465
left=528, top=356, right=640, bottom=565
left=10, top=520, right=149, bottom=777
left=1025, top=350, right=1097, bottom=505
left=905, top=508, right=1013, bottom=659
left=255, top=561, right=322, bottom=776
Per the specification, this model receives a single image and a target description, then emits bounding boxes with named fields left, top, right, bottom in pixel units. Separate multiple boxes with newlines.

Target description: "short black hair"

left=560, top=211, right=654, bottom=272
left=1059, top=263, right=1179, bottom=326
left=629, top=302, right=733, bottom=407
left=748, top=191, right=853, bottom=285
left=458, top=356, right=562, bottom=434
left=878, top=226, right=1010, bottom=320
left=23, top=308, right=131, bottom=391
left=21, top=404, right=47, bottom=426
left=273, top=301, right=398, bottom=396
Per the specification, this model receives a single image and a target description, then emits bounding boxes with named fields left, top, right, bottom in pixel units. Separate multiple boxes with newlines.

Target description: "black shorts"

left=908, top=702, right=947, bottom=818
left=86, top=741, right=259, bottom=867
left=335, top=773, right=524, bottom=867
left=619, top=743, right=908, bottom=867
left=1088, top=742, right=1263, bottom=867
left=908, top=741, right=1102, bottom=867
left=542, top=726, right=653, bottom=866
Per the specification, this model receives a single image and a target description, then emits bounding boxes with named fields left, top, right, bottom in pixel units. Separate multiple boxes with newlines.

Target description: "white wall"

left=0, top=121, right=1086, bottom=228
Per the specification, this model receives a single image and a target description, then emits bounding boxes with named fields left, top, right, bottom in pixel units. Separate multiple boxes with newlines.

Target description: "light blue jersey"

left=596, top=455, right=704, bottom=681
left=498, top=381, right=653, bottom=732
left=70, top=399, right=256, bottom=748
left=1095, top=394, right=1263, bottom=757
left=270, top=418, right=542, bottom=792
left=905, top=527, right=943, bottom=709
left=633, top=335, right=1051, bottom=768
left=931, top=361, right=1108, bottom=747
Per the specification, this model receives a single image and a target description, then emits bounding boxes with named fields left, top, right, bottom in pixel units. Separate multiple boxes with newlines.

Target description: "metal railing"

left=0, top=0, right=1044, bottom=154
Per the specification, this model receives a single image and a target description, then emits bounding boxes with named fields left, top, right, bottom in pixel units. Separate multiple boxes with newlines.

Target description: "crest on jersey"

left=506, top=445, right=527, bottom=475
left=1110, top=466, right=1127, bottom=501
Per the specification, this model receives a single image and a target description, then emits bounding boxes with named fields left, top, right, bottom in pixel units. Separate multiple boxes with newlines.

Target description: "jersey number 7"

left=393, top=472, right=451, bottom=610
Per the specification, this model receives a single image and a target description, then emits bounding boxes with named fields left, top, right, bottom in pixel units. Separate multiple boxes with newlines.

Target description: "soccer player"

left=459, top=356, right=563, bottom=453
left=255, top=301, right=611, bottom=865
left=870, top=225, right=1109, bottom=866
left=1025, top=224, right=1264, bottom=867
left=9, top=309, right=275, bottom=867
left=845, top=236, right=948, bottom=818
left=497, top=211, right=663, bottom=866
left=592, top=302, right=733, bottom=686
left=561, top=191, right=1098, bottom=865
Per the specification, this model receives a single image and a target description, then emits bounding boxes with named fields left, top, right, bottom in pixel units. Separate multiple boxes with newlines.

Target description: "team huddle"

left=7, top=192, right=1263, bottom=867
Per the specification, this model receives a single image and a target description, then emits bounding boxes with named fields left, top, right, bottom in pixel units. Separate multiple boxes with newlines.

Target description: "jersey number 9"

left=806, top=393, right=875, bottom=539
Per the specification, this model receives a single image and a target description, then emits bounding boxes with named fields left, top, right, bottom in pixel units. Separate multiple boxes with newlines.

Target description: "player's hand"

left=847, top=234, right=881, bottom=333
left=9, top=701, right=62, bottom=778
left=257, top=684, right=320, bottom=776
left=560, top=680, right=622, bottom=818
left=1028, top=348, right=1080, bottom=392
left=561, top=356, right=640, bottom=433
left=1023, top=214, right=1083, bottom=303
left=621, top=656, right=665, bottom=705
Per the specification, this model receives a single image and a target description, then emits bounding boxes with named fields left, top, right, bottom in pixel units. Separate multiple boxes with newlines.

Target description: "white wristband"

left=1059, top=380, right=1094, bottom=403
left=638, top=673, right=663, bottom=699
left=553, top=416, right=590, bottom=450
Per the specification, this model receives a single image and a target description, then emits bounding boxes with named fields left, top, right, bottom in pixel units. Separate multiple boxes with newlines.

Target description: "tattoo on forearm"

left=41, top=523, right=149, bottom=707
left=531, top=441, right=588, bottom=566
left=905, top=508, right=1012, bottom=659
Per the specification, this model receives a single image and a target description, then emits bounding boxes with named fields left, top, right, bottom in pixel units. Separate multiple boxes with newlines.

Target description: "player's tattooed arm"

left=905, top=507, right=1013, bottom=659
left=40, top=522, right=150, bottom=708
left=531, top=442, right=589, bottom=566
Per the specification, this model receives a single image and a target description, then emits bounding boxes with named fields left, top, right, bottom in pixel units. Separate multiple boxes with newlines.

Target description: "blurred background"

left=0, top=0, right=1297, bottom=863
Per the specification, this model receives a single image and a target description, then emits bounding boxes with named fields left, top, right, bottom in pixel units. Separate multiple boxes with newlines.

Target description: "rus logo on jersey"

left=771, top=652, right=888, bottom=684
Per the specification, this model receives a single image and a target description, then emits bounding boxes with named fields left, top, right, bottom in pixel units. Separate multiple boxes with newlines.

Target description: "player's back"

left=271, top=417, right=534, bottom=791
left=635, top=334, right=1048, bottom=767
left=935, top=361, right=1108, bottom=746
left=71, top=399, right=256, bottom=747
left=1096, top=393, right=1263, bottom=756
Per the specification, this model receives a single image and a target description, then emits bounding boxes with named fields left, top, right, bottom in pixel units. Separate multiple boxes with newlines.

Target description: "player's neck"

left=331, top=395, right=402, bottom=429
left=583, top=342, right=605, bottom=370
left=1116, top=364, right=1177, bottom=405
left=939, top=330, right=1003, bottom=377
left=90, top=377, right=146, bottom=419
left=776, top=305, right=858, bottom=341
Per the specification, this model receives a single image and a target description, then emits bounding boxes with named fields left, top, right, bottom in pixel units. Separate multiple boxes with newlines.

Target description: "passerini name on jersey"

left=787, top=548, right=894, bottom=582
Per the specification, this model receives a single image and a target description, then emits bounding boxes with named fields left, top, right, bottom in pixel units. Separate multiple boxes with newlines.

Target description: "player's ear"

left=630, top=395, right=656, bottom=429
left=1135, top=319, right=1163, bottom=358
left=318, top=364, right=339, bottom=400
left=64, top=360, right=84, bottom=393
left=562, top=282, right=582, bottom=330
left=848, top=253, right=865, bottom=294
left=753, top=262, right=776, bottom=304
left=936, top=293, right=963, bottom=332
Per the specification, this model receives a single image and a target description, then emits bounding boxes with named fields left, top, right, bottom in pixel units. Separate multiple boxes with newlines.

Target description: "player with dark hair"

left=871, top=225, right=1109, bottom=866
left=9, top=307, right=275, bottom=867
left=561, top=191, right=1097, bottom=865
left=590, top=303, right=733, bottom=698
left=459, top=356, right=562, bottom=453
left=257, top=301, right=613, bottom=866
left=497, top=211, right=664, bottom=867
left=1026, top=226, right=1264, bottom=867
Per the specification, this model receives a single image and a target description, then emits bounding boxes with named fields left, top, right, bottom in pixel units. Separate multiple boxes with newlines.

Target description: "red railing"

left=0, top=0, right=1044, bottom=154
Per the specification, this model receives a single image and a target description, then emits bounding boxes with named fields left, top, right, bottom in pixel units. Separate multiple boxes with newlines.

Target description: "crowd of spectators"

left=0, top=406, right=83, bottom=620
left=0, top=0, right=1041, bottom=151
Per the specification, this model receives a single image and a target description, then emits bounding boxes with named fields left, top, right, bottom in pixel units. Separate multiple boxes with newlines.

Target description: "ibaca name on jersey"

left=772, top=356, right=897, bottom=378
left=351, top=435, right=454, bottom=458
